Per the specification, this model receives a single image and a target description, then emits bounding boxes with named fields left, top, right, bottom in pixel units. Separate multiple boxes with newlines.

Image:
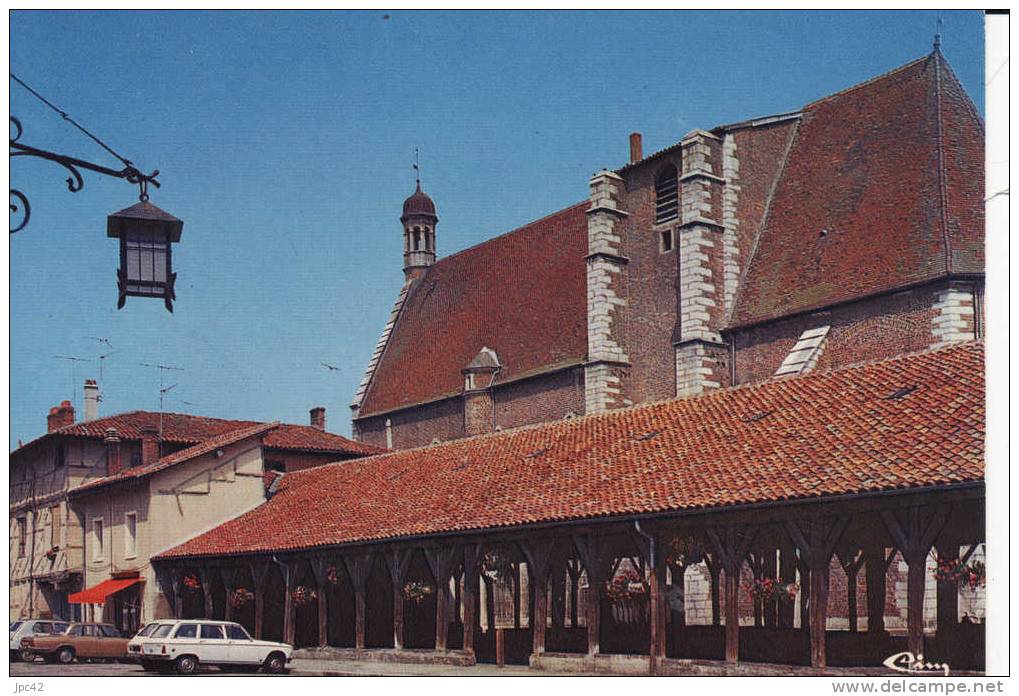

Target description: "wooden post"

left=881, top=506, right=951, bottom=659
left=343, top=553, right=374, bottom=650
left=705, top=555, right=721, bottom=626
left=765, top=549, right=779, bottom=628
left=511, top=563, right=521, bottom=629
left=519, top=538, right=555, bottom=658
left=383, top=548, right=413, bottom=650
left=935, top=540, right=960, bottom=646
left=281, top=562, right=295, bottom=647
left=649, top=559, right=667, bottom=672
left=778, top=544, right=797, bottom=628
left=462, top=545, right=482, bottom=656
left=199, top=568, right=215, bottom=619
left=864, top=544, right=888, bottom=634
left=311, top=557, right=332, bottom=648
left=567, top=560, right=581, bottom=628
left=837, top=548, right=865, bottom=633
left=705, top=524, right=757, bottom=663
left=573, top=533, right=606, bottom=657
left=550, top=556, right=566, bottom=629
left=222, top=568, right=235, bottom=623
left=784, top=516, right=850, bottom=669
left=424, top=546, right=459, bottom=652
left=495, top=627, right=505, bottom=667
left=250, top=562, right=270, bottom=640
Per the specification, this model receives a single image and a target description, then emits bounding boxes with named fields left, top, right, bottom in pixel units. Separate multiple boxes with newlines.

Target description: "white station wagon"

left=135, top=619, right=292, bottom=674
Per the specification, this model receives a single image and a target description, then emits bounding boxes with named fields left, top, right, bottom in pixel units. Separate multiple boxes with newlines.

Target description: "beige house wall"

left=76, top=438, right=267, bottom=623
left=9, top=439, right=106, bottom=620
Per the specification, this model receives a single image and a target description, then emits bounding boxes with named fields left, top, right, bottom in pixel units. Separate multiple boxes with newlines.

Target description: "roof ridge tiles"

left=803, top=53, right=931, bottom=110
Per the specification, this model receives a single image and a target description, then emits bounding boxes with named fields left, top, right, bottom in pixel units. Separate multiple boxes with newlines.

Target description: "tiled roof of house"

left=159, top=341, right=984, bottom=559
left=356, top=202, right=589, bottom=417
left=69, top=422, right=279, bottom=496
left=12, top=410, right=380, bottom=457
left=730, top=50, right=984, bottom=327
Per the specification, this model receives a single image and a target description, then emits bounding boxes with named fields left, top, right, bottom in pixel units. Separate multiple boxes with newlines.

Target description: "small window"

left=131, top=451, right=142, bottom=467
left=124, top=512, right=137, bottom=558
left=226, top=624, right=251, bottom=641
left=654, top=164, right=679, bottom=225
left=659, top=228, right=674, bottom=253
left=174, top=623, right=198, bottom=639
left=53, top=623, right=69, bottom=634
left=55, top=444, right=65, bottom=468
left=200, top=624, right=226, bottom=640
left=16, top=517, right=26, bottom=557
left=92, top=519, right=104, bottom=562
left=100, top=625, right=122, bottom=638
left=32, top=623, right=52, bottom=634
left=50, top=505, right=61, bottom=547
left=82, top=625, right=98, bottom=637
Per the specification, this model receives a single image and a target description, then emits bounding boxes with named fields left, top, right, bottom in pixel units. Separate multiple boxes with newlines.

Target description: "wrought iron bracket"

left=9, top=116, right=161, bottom=233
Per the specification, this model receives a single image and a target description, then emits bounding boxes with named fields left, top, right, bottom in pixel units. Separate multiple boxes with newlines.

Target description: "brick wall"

left=356, top=368, right=585, bottom=450
left=731, top=283, right=943, bottom=385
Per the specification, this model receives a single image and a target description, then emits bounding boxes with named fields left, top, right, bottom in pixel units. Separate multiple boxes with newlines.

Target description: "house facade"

left=9, top=400, right=378, bottom=627
left=350, top=48, right=983, bottom=451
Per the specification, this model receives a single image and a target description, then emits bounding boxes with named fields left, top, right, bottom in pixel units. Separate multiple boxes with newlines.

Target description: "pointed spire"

left=933, top=12, right=943, bottom=52
left=413, top=146, right=421, bottom=189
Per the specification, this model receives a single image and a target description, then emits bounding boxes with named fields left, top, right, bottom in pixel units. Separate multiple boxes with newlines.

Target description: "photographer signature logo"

left=883, top=652, right=950, bottom=676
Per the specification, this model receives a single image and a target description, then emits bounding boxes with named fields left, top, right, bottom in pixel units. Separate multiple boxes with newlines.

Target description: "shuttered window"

left=654, top=165, right=679, bottom=225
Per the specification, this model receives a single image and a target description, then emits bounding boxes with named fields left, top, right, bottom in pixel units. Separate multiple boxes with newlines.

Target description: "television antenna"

left=140, top=362, right=184, bottom=435
left=54, top=354, right=89, bottom=411
left=320, top=361, right=342, bottom=373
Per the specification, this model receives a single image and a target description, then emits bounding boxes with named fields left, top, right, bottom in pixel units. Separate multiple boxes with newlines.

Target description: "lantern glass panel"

left=124, top=229, right=168, bottom=294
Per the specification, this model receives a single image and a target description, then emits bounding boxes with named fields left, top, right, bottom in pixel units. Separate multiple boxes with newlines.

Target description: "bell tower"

left=401, top=179, right=437, bottom=282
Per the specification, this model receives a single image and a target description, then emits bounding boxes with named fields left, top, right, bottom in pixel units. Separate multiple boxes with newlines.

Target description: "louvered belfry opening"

left=654, top=164, right=679, bottom=225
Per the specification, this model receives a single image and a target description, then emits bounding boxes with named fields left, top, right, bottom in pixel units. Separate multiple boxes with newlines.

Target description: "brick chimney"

left=309, top=406, right=326, bottom=431
left=629, top=132, right=643, bottom=164
left=140, top=425, right=160, bottom=466
left=105, top=428, right=122, bottom=476
left=83, top=379, right=100, bottom=422
left=47, top=400, right=75, bottom=433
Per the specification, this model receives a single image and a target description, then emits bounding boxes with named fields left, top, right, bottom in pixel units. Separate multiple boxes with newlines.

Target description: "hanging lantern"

left=107, top=200, right=183, bottom=313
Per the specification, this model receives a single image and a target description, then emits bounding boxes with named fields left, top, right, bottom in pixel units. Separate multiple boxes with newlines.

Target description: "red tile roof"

left=731, top=51, right=984, bottom=327
left=12, top=410, right=379, bottom=458
left=356, top=203, right=589, bottom=417
left=69, top=422, right=278, bottom=496
left=159, top=341, right=984, bottom=559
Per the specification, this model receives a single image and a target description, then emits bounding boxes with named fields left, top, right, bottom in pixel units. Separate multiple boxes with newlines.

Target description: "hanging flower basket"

left=45, top=546, right=59, bottom=561
left=664, top=535, right=705, bottom=568
left=480, top=548, right=515, bottom=582
left=933, top=555, right=985, bottom=590
left=325, top=565, right=339, bottom=586
left=603, top=568, right=647, bottom=603
left=292, top=585, right=318, bottom=607
left=229, top=587, right=254, bottom=609
left=182, top=573, right=202, bottom=593
left=403, top=580, right=434, bottom=605
left=744, top=577, right=798, bottom=604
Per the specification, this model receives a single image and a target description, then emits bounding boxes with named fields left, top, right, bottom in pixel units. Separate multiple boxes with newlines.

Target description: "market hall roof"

left=356, top=202, right=589, bottom=417
left=159, top=341, right=984, bottom=559
left=730, top=49, right=984, bottom=328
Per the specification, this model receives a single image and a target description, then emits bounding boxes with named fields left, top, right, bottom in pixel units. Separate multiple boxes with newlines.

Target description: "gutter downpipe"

left=633, top=518, right=657, bottom=675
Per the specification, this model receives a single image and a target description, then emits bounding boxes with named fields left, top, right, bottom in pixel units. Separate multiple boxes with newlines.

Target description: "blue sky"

left=9, top=10, right=985, bottom=448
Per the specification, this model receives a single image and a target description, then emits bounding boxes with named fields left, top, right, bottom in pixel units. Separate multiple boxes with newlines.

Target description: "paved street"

left=9, top=658, right=541, bottom=677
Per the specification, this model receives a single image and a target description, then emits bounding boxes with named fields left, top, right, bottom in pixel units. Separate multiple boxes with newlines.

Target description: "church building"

left=349, top=47, right=984, bottom=451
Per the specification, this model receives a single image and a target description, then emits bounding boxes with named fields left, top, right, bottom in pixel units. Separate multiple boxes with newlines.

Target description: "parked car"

left=125, top=621, right=176, bottom=664
left=20, top=622, right=128, bottom=664
left=9, top=619, right=70, bottom=662
left=137, top=620, right=292, bottom=674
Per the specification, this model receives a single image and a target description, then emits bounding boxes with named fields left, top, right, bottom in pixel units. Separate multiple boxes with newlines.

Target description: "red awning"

left=68, top=577, right=142, bottom=605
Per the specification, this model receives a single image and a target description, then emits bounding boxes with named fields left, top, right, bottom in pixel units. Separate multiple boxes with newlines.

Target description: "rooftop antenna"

left=54, top=354, right=89, bottom=412
left=86, top=336, right=116, bottom=404
left=934, top=11, right=943, bottom=50
left=320, top=361, right=342, bottom=373
left=413, top=147, right=421, bottom=189
left=140, top=362, right=184, bottom=436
